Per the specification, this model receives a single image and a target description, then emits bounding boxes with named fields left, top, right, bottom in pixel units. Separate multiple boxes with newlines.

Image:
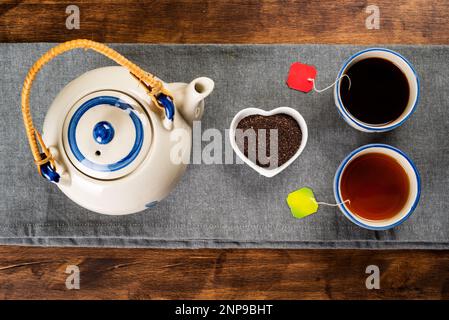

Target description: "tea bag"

left=286, top=63, right=317, bottom=93
left=286, top=187, right=319, bottom=218
left=286, top=187, right=350, bottom=219
left=286, top=62, right=350, bottom=93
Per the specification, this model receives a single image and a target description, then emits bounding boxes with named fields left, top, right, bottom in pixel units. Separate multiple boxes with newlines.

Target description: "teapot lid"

left=62, top=90, right=152, bottom=180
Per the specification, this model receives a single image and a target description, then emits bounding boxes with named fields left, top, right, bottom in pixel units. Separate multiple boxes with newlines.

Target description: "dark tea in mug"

left=339, top=58, right=410, bottom=125
left=340, top=152, right=410, bottom=221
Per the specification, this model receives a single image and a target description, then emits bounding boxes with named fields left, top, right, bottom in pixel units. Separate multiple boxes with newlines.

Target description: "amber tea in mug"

left=340, top=152, right=410, bottom=221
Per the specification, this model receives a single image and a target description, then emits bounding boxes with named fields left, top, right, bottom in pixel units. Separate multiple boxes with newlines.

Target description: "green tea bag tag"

left=286, top=187, right=319, bottom=218
left=286, top=187, right=350, bottom=219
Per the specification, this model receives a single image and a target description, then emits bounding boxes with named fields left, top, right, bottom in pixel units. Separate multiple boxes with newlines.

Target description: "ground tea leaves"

left=235, top=114, right=302, bottom=168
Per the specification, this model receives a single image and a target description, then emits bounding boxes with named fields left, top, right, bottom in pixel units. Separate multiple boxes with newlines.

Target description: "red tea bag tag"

left=286, top=62, right=317, bottom=93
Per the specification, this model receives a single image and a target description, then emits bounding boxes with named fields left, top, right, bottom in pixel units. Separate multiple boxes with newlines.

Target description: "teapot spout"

left=179, top=77, right=214, bottom=124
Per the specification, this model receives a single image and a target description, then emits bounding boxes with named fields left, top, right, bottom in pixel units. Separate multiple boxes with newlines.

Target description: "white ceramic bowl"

left=334, top=144, right=421, bottom=230
left=229, top=107, right=308, bottom=177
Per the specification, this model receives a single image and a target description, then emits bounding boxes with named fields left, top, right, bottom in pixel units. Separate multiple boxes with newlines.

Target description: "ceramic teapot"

left=21, top=40, right=214, bottom=215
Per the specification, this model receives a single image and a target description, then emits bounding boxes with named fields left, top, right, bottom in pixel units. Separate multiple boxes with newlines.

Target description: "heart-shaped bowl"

left=229, top=107, right=308, bottom=177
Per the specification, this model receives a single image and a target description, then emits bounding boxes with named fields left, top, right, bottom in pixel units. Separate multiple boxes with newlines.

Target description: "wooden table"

left=1, top=0, right=448, bottom=300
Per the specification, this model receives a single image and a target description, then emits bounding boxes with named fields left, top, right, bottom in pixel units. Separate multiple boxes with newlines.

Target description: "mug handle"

left=21, top=39, right=174, bottom=183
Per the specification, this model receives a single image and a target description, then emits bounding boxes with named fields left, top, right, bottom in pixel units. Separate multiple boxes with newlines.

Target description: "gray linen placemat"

left=0, top=44, right=448, bottom=248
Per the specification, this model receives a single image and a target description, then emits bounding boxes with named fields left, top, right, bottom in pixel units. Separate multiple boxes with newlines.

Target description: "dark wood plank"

left=0, top=0, right=448, bottom=44
left=1, top=247, right=449, bottom=299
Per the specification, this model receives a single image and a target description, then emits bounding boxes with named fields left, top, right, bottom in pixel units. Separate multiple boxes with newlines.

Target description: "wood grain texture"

left=1, top=247, right=449, bottom=300
left=0, top=0, right=448, bottom=44
left=1, top=0, right=449, bottom=300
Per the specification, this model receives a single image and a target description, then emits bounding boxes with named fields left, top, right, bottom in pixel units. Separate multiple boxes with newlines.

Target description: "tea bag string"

left=316, top=199, right=350, bottom=207
left=308, top=74, right=351, bottom=93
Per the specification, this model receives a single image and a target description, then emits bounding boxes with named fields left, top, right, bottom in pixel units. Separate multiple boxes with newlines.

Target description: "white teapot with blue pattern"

left=21, top=40, right=213, bottom=215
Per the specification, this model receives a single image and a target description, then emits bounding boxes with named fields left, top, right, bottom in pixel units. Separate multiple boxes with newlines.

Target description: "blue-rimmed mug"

left=334, top=48, right=419, bottom=132
left=334, top=144, right=421, bottom=230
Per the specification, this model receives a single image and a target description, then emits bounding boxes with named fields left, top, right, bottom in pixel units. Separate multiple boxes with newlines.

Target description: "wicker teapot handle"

left=21, top=39, right=174, bottom=183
